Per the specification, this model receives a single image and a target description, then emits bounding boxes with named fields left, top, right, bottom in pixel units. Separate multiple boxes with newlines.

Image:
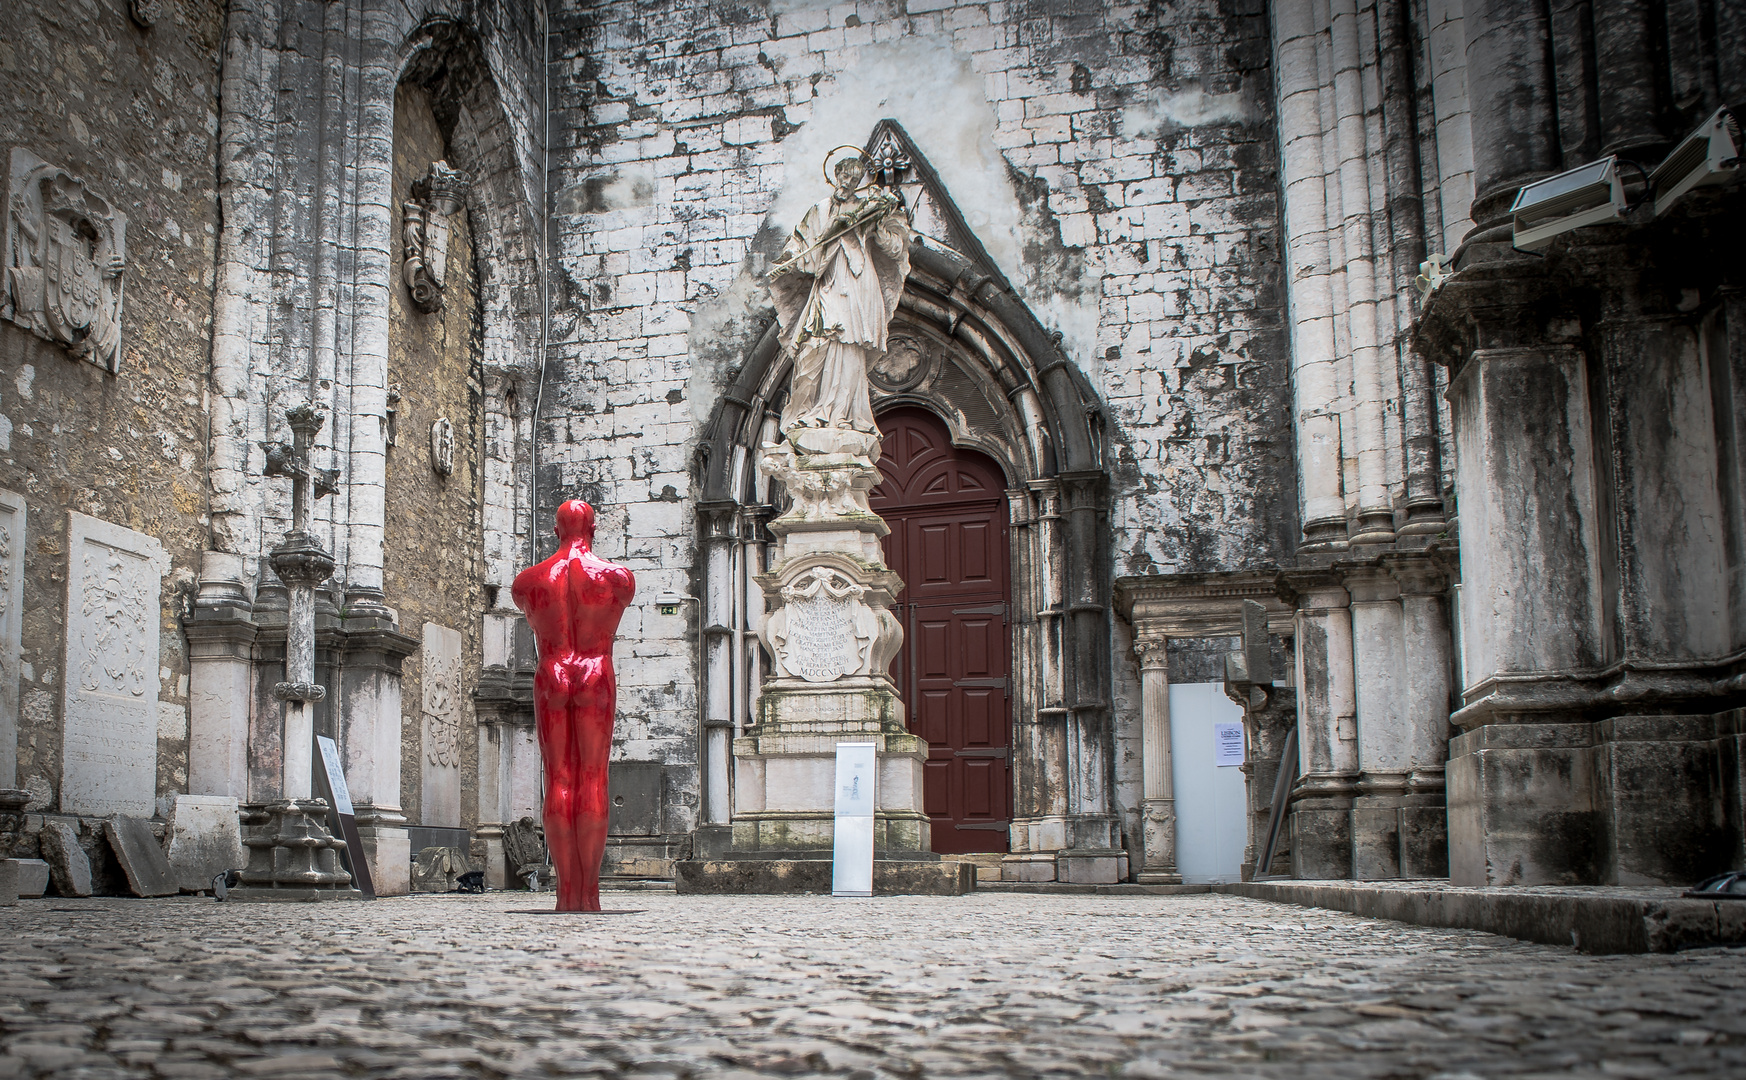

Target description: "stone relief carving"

left=75, top=543, right=153, bottom=698
left=868, top=332, right=935, bottom=393
left=129, top=0, right=165, bottom=27
left=385, top=384, right=402, bottom=446
left=401, top=161, right=469, bottom=314
left=763, top=568, right=884, bottom=683
left=61, top=513, right=166, bottom=818
left=423, top=646, right=461, bottom=768
left=3, top=148, right=127, bottom=373
left=759, top=442, right=876, bottom=523
left=430, top=416, right=454, bottom=476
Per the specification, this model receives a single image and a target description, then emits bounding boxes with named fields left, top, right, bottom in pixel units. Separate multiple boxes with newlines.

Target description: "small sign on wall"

left=1214, top=721, right=1247, bottom=766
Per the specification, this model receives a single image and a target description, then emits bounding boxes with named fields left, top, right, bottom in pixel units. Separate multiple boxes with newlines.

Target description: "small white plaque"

left=316, top=735, right=355, bottom=816
left=1214, top=721, right=1246, bottom=767
left=832, top=741, right=876, bottom=897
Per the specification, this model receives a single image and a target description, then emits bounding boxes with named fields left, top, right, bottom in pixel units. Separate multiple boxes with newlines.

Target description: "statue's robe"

left=769, top=188, right=910, bottom=435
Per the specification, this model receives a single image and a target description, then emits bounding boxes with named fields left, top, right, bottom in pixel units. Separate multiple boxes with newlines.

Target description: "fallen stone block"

left=105, top=817, right=179, bottom=897
left=165, top=795, right=246, bottom=893
left=39, top=820, right=92, bottom=897
left=14, top=858, right=49, bottom=898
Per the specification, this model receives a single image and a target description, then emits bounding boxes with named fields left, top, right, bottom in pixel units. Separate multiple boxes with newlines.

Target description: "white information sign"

left=316, top=736, right=355, bottom=816
left=832, top=741, right=876, bottom=897
left=1214, top=722, right=1247, bottom=767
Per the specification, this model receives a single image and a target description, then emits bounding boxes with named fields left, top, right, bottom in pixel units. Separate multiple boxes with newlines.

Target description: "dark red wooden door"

left=872, top=407, right=1011, bottom=854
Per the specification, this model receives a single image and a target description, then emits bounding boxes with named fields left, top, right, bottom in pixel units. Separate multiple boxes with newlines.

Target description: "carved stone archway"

left=697, top=224, right=1122, bottom=880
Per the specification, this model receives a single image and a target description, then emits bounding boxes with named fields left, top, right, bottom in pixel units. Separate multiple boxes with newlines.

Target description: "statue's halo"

left=822, top=145, right=867, bottom=184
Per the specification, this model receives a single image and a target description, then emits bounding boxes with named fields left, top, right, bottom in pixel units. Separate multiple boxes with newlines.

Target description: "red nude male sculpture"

left=511, top=500, right=636, bottom=912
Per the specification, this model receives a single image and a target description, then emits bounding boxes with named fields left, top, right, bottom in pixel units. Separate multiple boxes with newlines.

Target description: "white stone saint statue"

left=768, top=150, right=911, bottom=445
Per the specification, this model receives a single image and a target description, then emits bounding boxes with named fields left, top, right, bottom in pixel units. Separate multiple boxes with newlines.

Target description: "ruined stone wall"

left=385, top=84, right=487, bottom=833
left=0, top=0, right=224, bottom=812
left=545, top=0, right=1293, bottom=849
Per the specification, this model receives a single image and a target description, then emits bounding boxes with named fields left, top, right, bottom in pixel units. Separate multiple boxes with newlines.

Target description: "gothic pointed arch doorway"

left=872, top=407, right=1012, bottom=854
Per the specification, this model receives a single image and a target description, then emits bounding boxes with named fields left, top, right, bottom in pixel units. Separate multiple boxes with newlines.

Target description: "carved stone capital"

left=1133, top=637, right=1169, bottom=669
left=269, top=531, right=335, bottom=588
left=271, top=681, right=327, bottom=703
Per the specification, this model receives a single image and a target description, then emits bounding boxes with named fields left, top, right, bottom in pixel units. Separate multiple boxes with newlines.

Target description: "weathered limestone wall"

left=545, top=0, right=1296, bottom=853
left=0, top=0, right=224, bottom=812
left=385, top=84, right=487, bottom=836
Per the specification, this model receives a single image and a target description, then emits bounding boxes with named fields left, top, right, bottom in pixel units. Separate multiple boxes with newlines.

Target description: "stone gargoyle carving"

left=402, top=161, right=469, bottom=313
left=3, top=148, right=127, bottom=373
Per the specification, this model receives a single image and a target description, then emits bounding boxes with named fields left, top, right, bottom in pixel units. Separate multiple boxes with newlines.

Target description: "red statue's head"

left=554, top=499, right=596, bottom=544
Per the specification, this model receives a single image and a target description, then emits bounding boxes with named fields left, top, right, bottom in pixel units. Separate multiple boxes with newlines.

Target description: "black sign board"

left=315, top=735, right=375, bottom=899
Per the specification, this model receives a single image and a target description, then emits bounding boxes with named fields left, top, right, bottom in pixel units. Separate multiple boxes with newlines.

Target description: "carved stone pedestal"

left=229, top=799, right=362, bottom=902
left=679, top=430, right=960, bottom=893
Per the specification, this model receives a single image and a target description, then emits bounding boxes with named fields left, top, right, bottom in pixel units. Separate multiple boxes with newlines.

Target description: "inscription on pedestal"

left=61, top=512, right=167, bottom=817
left=784, top=596, right=857, bottom=683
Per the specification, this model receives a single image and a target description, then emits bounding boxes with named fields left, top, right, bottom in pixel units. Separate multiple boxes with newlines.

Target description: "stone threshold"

left=978, top=881, right=1213, bottom=896
left=1220, top=879, right=1746, bottom=954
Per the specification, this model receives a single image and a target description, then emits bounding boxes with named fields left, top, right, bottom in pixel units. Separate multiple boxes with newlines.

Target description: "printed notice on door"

left=1214, top=721, right=1246, bottom=766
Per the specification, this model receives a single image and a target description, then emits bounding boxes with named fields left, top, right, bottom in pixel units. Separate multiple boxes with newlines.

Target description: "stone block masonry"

left=546, top=0, right=1295, bottom=846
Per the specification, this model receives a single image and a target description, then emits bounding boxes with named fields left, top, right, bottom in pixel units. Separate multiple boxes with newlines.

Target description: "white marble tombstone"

left=60, top=512, right=168, bottom=817
left=0, top=490, right=22, bottom=788
left=419, top=622, right=464, bottom=828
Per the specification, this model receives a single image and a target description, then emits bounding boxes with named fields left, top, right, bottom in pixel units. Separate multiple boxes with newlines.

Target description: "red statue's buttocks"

left=511, top=500, right=635, bottom=912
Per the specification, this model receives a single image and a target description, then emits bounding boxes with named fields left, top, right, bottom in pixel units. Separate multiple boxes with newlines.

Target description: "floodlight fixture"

left=1649, top=105, right=1743, bottom=217
left=1511, top=156, right=1629, bottom=251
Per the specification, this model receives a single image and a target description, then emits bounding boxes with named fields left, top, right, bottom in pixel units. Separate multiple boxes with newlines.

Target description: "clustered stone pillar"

left=1134, top=637, right=1181, bottom=884
left=232, top=403, right=359, bottom=902
left=1290, top=574, right=1359, bottom=878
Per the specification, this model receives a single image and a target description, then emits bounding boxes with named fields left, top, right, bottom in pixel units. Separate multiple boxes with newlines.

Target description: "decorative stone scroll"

left=3, top=148, right=127, bottom=373
left=420, top=622, right=464, bottom=828
left=60, top=512, right=167, bottom=817
left=402, top=161, right=468, bottom=314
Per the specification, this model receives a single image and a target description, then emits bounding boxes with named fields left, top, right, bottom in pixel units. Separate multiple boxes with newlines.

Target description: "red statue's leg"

left=537, top=681, right=586, bottom=911
left=573, top=664, right=614, bottom=912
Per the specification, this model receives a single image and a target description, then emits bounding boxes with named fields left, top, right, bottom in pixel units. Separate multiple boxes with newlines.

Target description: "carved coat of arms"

left=3, top=148, right=126, bottom=372
left=402, top=161, right=469, bottom=314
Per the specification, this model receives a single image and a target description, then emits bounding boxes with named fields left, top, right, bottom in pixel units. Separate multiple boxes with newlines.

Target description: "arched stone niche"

left=695, top=241, right=1126, bottom=882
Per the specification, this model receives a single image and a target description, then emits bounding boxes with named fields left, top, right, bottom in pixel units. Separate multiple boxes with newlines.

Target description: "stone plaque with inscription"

left=419, top=622, right=464, bottom=828
left=60, top=512, right=167, bottom=817
left=784, top=595, right=857, bottom=683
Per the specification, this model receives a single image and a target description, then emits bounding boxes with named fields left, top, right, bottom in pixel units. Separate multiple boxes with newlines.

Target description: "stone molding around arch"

left=695, top=239, right=1127, bottom=883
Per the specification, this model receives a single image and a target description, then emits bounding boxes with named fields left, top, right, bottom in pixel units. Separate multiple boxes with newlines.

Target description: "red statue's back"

left=510, top=500, right=635, bottom=912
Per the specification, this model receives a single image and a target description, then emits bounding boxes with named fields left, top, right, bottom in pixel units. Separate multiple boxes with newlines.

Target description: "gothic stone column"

left=1289, top=573, right=1358, bottom=878
left=1134, top=637, right=1181, bottom=884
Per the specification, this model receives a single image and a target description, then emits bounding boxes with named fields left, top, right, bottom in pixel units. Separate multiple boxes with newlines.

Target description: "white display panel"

left=832, top=741, right=876, bottom=896
left=1169, top=683, right=1250, bottom=883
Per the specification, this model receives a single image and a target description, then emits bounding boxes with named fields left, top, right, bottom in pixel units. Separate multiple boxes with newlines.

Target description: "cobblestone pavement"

left=1, top=892, right=1743, bottom=1079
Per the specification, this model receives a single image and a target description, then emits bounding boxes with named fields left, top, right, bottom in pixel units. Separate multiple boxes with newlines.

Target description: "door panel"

left=874, top=406, right=1013, bottom=856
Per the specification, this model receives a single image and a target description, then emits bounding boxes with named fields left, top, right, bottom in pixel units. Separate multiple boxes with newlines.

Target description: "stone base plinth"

left=355, top=814, right=410, bottom=896
left=675, top=855, right=974, bottom=895
left=230, top=799, right=363, bottom=903
left=1057, top=847, right=1130, bottom=885
left=0, top=859, right=15, bottom=906
left=732, top=677, right=932, bottom=852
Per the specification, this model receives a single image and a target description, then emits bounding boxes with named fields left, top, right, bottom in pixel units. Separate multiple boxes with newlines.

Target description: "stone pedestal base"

left=354, top=806, right=410, bottom=896
left=0, top=859, right=16, bottom=906
left=230, top=800, right=362, bottom=902
left=1057, top=848, right=1129, bottom=885
left=731, top=677, right=931, bottom=852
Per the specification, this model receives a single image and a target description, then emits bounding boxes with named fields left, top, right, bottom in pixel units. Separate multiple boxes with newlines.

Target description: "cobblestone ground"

left=1, top=892, right=1743, bottom=1079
